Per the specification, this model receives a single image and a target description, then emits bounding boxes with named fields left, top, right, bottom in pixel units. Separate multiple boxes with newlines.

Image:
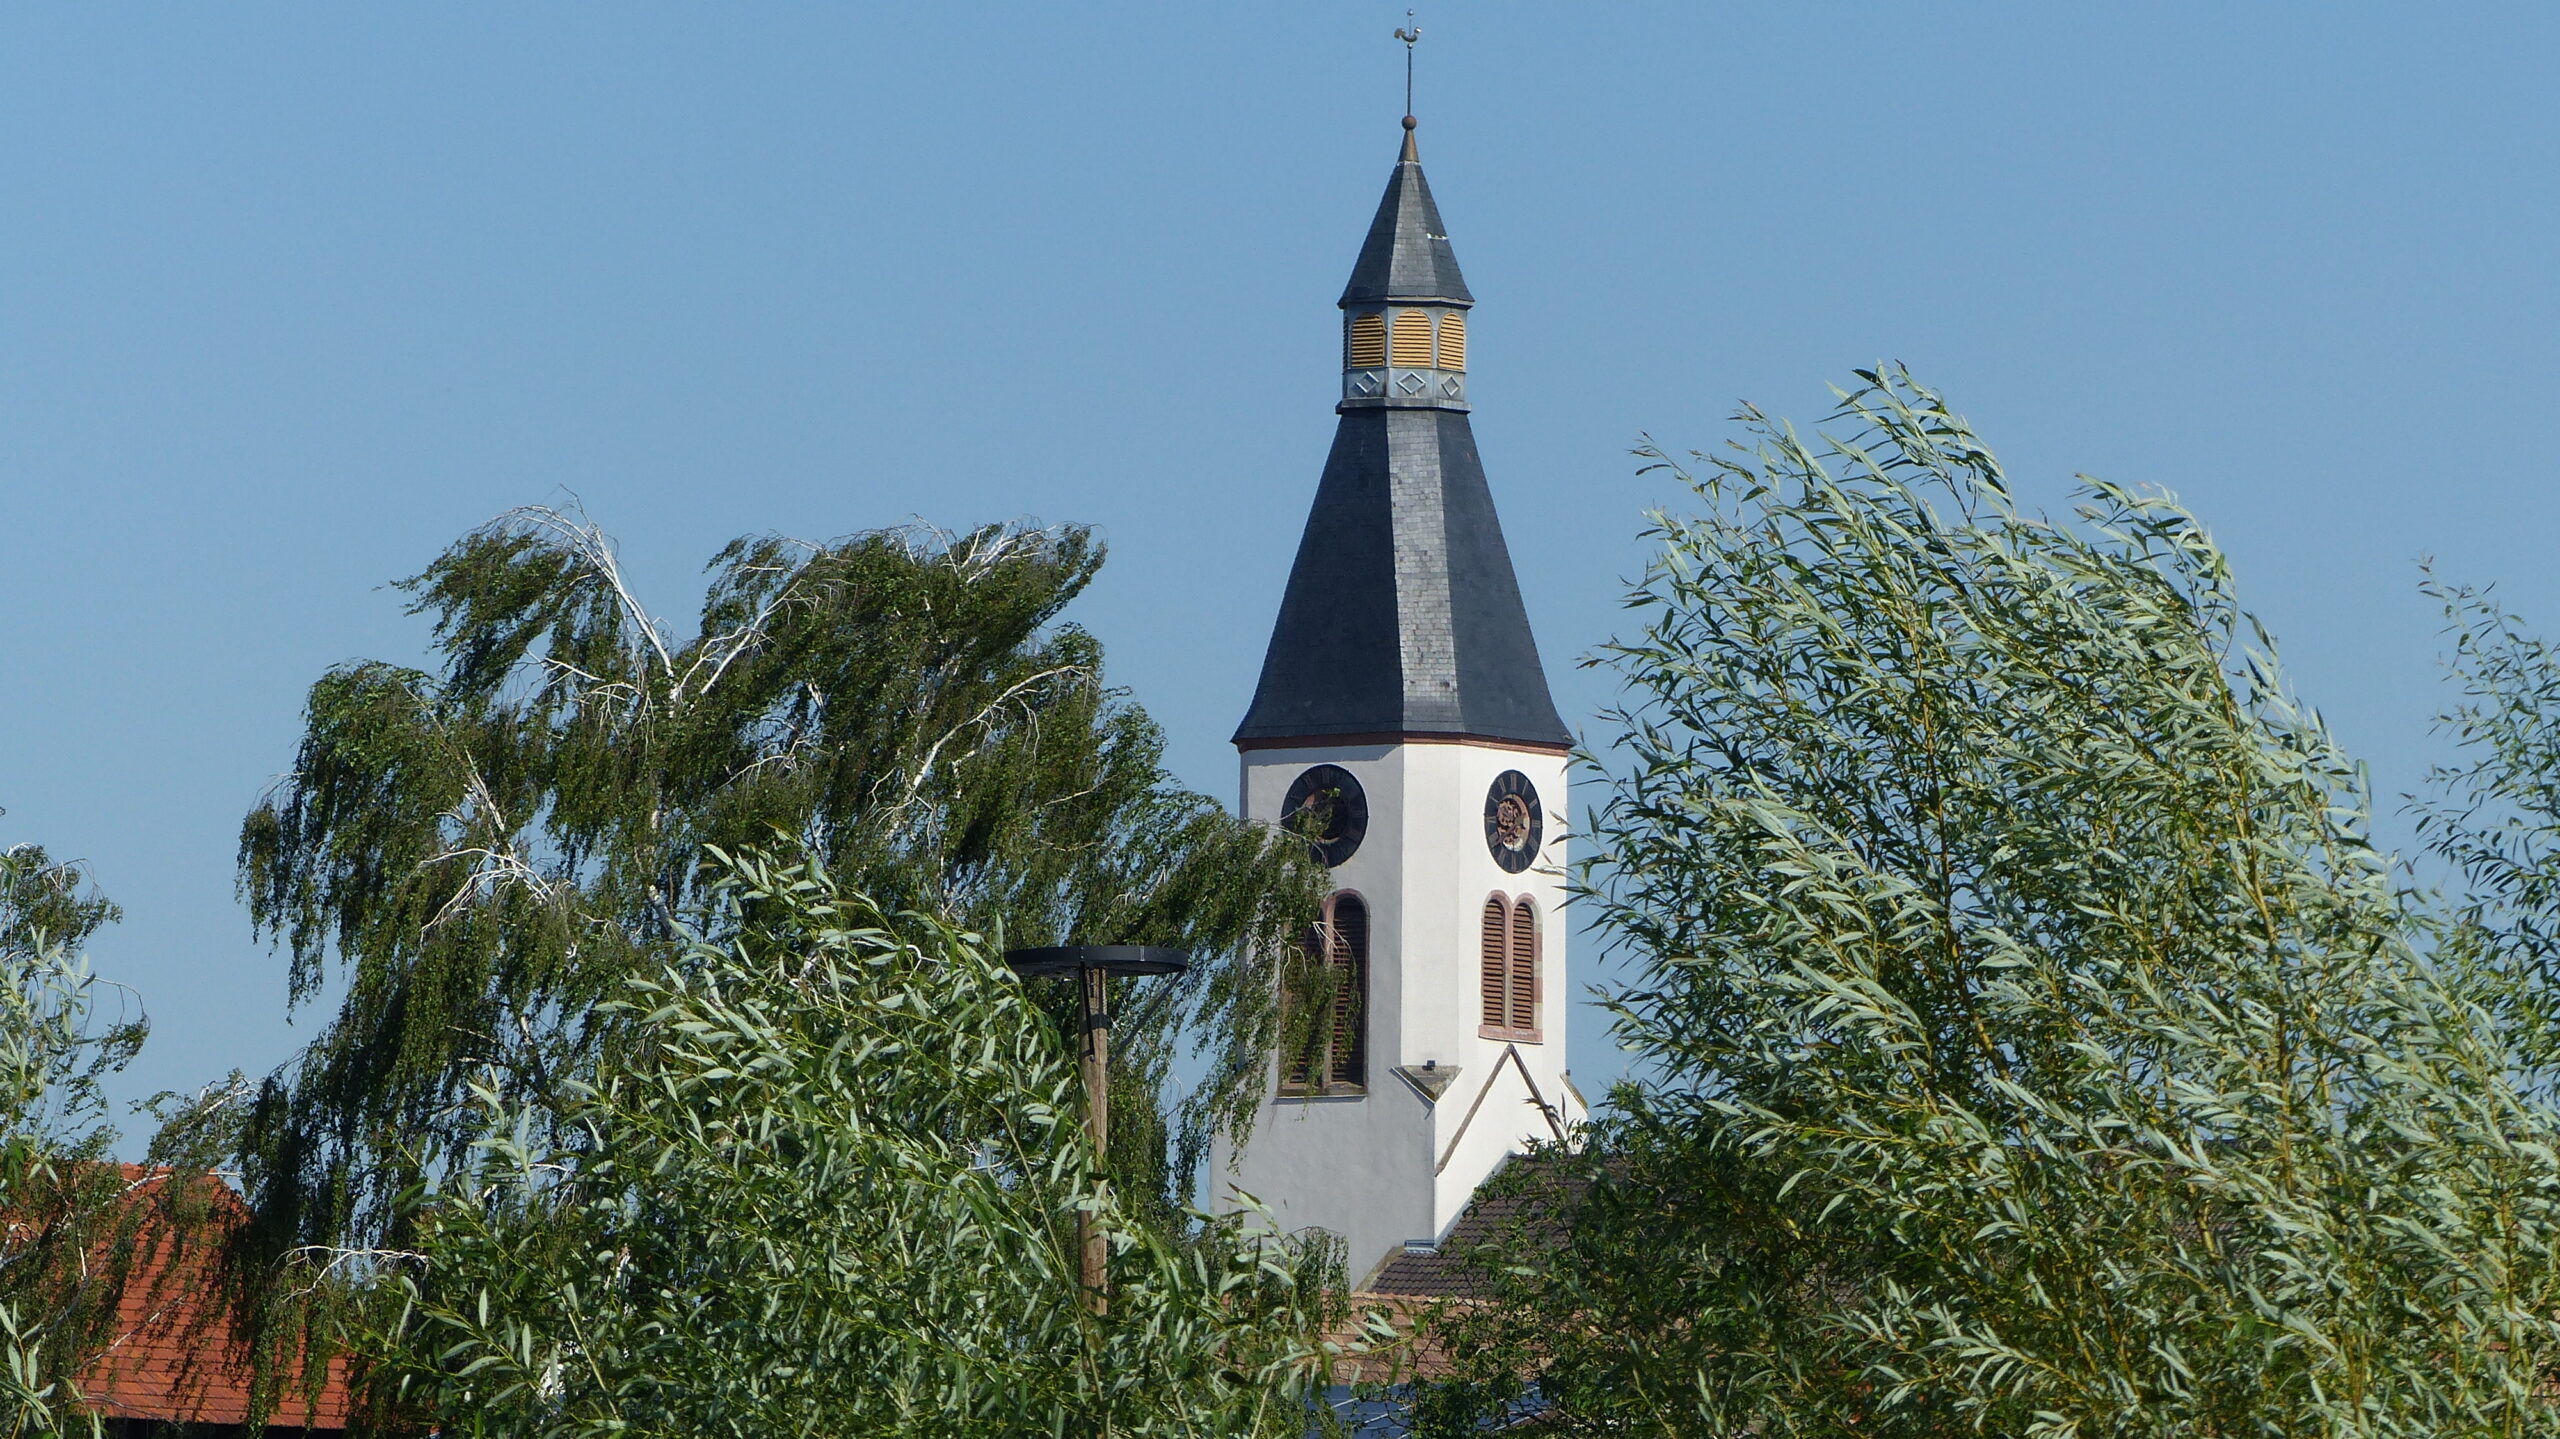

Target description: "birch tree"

left=230, top=512, right=1324, bottom=1396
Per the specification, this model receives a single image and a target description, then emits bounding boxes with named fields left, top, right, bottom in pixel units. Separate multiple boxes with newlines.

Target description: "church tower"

left=1218, top=116, right=1581, bottom=1286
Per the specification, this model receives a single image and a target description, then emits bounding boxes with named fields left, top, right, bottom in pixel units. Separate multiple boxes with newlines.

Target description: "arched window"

left=1480, top=892, right=1542, bottom=1042
left=1346, top=312, right=1388, bottom=370
left=1436, top=310, right=1466, bottom=370
left=1390, top=309, right=1435, bottom=368
left=1283, top=892, right=1368, bottom=1093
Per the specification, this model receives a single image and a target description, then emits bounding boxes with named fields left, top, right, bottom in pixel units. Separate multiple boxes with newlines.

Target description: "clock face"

left=1484, top=770, right=1543, bottom=874
left=1282, top=764, right=1368, bottom=868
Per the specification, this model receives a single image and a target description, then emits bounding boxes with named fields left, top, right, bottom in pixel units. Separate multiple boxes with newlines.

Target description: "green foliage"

left=1425, top=373, right=2560, bottom=1435
left=369, top=848, right=1364, bottom=1437
left=0, top=842, right=138, bottom=1435
left=0, top=845, right=130, bottom=1152
left=233, top=511, right=1323, bottom=1365
left=2415, top=577, right=2560, bottom=1075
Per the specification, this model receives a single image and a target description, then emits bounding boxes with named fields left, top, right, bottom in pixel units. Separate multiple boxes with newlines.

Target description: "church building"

left=1217, top=114, right=1584, bottom=1287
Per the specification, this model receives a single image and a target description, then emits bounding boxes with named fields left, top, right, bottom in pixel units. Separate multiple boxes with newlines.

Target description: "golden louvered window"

left=1436, top=311, right=1466, bottom=370
left=1346, top=312, right=1388, bottom=369
left=1284, top=892, right=1369, bottom=1093
left=1390, top=309, right=1435, bottom=368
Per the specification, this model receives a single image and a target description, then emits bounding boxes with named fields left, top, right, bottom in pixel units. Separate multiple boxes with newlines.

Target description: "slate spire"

left=1234, top=123, right=1570, bottom=752
left=1340, top=118, right=1472, bottom=307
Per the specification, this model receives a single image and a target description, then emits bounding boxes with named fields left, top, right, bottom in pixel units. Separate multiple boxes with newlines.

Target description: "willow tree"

left=0, top=841, right=130, bottom=1436
left=0, top=840, right=235, bottom=1437
left=231, top=510, right=1322, bottom=1355
left=2416, top=578, right=2560, bottom=1079
left=1419, top=373, right=2560, bottom=1436
left=370, top=848, right=1358, bottom=1437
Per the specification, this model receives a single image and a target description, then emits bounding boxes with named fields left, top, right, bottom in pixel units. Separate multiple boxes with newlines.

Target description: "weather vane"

left=1395, top=10, right=1420, bottom=121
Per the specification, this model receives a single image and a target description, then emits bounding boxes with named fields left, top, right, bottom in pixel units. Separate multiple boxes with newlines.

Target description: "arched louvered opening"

left=1346, top=312, right=1388, bottom=369
left=1283, top=891, right=1369, bottom=1093
left=1509, top=897, right=1539, bottom=1038
left=1436, top=310, right=1466, bottom=370
left=1481, top=892, right=1543, bottom=1042
left=1390, top=309, right=1435, bottom=368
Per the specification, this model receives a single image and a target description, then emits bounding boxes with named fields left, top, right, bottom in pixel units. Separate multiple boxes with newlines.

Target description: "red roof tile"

left=74, top=1165, right=351, bottom=1432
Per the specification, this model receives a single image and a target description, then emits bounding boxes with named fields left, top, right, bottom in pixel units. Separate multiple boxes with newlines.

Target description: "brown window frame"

left=1479, top=891, right=1543, bottom=1043
left=1281, top=891, right=1369, bottom=1095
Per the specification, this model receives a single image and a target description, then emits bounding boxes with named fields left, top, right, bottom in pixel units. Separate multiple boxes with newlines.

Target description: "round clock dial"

left=1281, top=764, right=1368, bottom=868
left=1484, top=770, right=1543, bottom=874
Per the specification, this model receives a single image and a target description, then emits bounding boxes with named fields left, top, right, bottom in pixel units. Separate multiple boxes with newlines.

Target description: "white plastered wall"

left=1213, top=740, right=1581, bottom=1286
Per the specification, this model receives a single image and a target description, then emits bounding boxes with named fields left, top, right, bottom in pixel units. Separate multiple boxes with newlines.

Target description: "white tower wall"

left=1216, top=740, right=1579, bottom=1286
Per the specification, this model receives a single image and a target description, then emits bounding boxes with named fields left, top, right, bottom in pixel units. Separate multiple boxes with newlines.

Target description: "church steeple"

left=1233, top=122, right=1570, bottom=751
left=1218, top=109, right=1582, bottom=1287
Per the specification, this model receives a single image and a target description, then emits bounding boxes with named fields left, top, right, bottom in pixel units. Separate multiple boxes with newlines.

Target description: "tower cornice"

left=1337, top=395, right=1469, bottom=415
left=1235, top=731, right=1572, bottom=757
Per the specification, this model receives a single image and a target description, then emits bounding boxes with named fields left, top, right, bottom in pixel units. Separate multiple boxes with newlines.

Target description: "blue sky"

left=8, top=4, right=2560, bottom=1132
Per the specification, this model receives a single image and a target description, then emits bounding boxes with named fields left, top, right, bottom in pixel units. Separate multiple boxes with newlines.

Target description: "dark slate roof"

left=1233, top=406, right=1571, bottom=749
left=1339, top=130, right=1474, bottom=307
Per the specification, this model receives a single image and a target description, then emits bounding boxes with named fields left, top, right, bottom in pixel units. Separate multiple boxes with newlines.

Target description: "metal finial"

left=1394, top=11, right=1420, bottom=125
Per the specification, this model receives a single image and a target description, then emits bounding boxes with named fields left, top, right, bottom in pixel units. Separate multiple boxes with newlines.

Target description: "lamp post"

left=1003, top=944, right=1190, bottom=1314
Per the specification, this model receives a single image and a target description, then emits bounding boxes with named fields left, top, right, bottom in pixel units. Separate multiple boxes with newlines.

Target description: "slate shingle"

left=1234, top=134, right=1569, bottom=751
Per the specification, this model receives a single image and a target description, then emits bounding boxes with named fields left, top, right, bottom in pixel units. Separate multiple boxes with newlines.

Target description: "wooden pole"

left=1079, top=963, right=1109, bottom=1314
left=1006, top=948, right=1187, bottom=1317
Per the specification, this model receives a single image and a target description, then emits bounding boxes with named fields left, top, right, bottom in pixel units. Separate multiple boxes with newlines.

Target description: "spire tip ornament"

left=1395, top=10, right=1421, bottom=154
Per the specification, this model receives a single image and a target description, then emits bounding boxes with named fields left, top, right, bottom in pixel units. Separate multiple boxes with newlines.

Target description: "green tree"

left=231, top=511, right=1322, bottom=1384
left=0, top=840, right=150, bottom=1436
left=2415, top=577, right=2560, bottom=1075
left=366, top=848, right=1363, bottom=1437
left=1424, top=373, right=2560, bottom=1435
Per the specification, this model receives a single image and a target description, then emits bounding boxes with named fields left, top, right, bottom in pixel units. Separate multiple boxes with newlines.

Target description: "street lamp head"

left=1002, top=945, right=1191, bottom=980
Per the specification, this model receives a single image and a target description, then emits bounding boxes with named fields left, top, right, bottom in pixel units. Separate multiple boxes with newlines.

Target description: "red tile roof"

left=75, top=1165, right=351, bottom=1432
left=1363, top=1153, right=1584, bottom=1303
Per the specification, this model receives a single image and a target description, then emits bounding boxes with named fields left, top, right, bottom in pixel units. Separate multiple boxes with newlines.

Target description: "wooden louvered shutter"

left=1347, top=312, right=1387, bottom=369
left=1509, top=898, right=1539, bottom=1036
left=1391, top=309, right=1435, bottom=367
left=1326, top=895, right=1368, bottom=1087
left=1436, top=310, right=1466, bottom=369
left=1481, top=895, right=1509, bottom=1034
left=1281, top=923, right=1322, bottom=1091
